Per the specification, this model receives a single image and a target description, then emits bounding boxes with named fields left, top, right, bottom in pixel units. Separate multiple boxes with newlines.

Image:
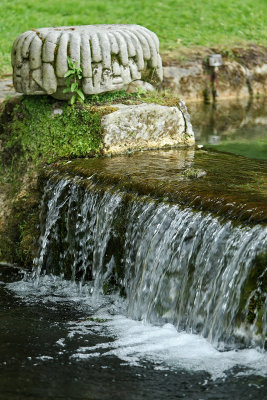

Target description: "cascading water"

left=34, top=174, right=267, bottom=351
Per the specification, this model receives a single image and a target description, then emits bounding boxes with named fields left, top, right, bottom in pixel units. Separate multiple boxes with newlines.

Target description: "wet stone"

left=50, top=148, right=267, bottom=224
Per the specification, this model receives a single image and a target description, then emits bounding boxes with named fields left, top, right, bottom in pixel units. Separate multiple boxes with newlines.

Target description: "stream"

left=1, top=99, right=267, bottom=399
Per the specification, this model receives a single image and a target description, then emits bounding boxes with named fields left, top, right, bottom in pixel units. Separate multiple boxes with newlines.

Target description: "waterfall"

left=34, top=174, right=267, bottom=350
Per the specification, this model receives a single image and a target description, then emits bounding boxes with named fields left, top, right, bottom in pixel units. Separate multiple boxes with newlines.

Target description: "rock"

left=215, top=61, right=249, bottom=99
left=249, top=63, right=267, bottom=96
left=231, top=45, right=267, bottom=97
left=52, top=108, right=63, bottom=116
left=180, top=168, right=206, bottom=179
left=179, top=99, right=194, bottom=136
left=161, top=45, right=267, bottom=101
left=101, top=103, right=195, bottom=154
left=162, top=62, right=207, bottom=101
left=161, top=60, right=250, bottom=100
left=11, top=25, right=163, bottom=99
left=0, top=79, right=19, bottom=102
left=127, top=80, right=156, bottom=93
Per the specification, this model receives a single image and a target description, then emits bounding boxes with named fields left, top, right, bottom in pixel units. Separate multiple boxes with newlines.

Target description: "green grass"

left=1, top=0, right=267, bottom=76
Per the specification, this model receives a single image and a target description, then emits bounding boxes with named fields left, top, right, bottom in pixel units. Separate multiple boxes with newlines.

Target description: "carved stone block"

left=12, top=25, right=163, bottom=99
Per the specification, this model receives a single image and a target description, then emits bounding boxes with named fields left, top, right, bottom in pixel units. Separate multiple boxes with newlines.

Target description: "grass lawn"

left=0, top=0, right=267, bottom=76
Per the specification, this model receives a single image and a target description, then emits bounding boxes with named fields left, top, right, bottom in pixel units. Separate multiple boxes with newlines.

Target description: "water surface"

left=52, top=147, right=267, bottom=223
left=189, top=98, right=267, bottom=160
left=1, top=266, right=267, bottom=400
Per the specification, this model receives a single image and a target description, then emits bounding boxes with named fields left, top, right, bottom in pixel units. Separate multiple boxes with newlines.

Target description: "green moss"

left=85, top=90, right=134, bottom=105
left=0, top=176, right=42, bottom=265
left=0, top=95, right=108, bottom=167
left=180, top=168, right=206, bottom=179
left=0, top=95, right=120, bottom=204
left=84, top=89, right=184, bottom=108
left=0, top=91, right=184, bottom=163
left=0, top=95, right=117, bottom=266
left=245, top=251, right=267, bottom=325
left=0, top=92, right=182, bottom=174
left=86, top=317, right=110, bottom=323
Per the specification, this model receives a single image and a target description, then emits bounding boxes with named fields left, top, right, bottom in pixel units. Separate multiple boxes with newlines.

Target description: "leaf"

left=71, top=82, right=78, bottom=92
left=76, top=89, right=85, bottom=101
left=67, top=56, right=74, bottom=68
left=64, top=70, right=74, bottom=78
left=63, top=87, right=72, bottom=93
left=70, top=94, right=76, bottom=105
left=66, top=77, right=72, bottom=86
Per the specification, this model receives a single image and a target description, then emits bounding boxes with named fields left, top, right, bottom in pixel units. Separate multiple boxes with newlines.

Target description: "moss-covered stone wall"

left=0, top=94, right=115, bottom=265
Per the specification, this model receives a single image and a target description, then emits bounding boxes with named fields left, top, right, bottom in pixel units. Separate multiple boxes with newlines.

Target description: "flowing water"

left=1, top=100, right=267, bottom=399
left=33, top=176, right=267, bottom=350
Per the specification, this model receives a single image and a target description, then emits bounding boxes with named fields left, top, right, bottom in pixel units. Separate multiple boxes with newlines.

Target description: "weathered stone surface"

left=161, top=45, right=267, bottom=101
left=101, top=102, right=194, bottom=154
left=0, top=79, right=18, bottom=102
left=162, top=62, right=208, bottom=101
left=12, top=25, right=163, bottom=99
left=161, top=61, right=253, bottom=101
left=126, top=80, right=155, bottom=93
left=215, top=61, right=249, bottom=99
left=231, top=45, right=267, bottom=97
left=249, top=63, right=267, bottom=96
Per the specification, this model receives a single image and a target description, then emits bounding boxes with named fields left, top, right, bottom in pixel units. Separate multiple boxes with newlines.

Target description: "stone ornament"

left=11, top=24, right=163, bottom=99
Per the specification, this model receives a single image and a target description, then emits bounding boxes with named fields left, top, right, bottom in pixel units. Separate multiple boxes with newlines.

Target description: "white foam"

left=56, top=338, right=66, bottom=347
left=6, top=275, right=267, bottom=380
left=71, top=352, right=101, bottom=360
left=6, top=273, right=107, bottom=311
left=36, top=355, right=53, bottom=361
left=69, top=314, right=267, bottom=380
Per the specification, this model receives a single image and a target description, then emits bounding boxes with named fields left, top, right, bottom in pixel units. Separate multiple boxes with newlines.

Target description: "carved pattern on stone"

left=12, top=25, right=163, bottom=99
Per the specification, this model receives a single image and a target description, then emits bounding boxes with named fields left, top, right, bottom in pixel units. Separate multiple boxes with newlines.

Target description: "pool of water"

left=1, top=265, right=267, bottom=400
left=189, top=98, right=267, bottom=160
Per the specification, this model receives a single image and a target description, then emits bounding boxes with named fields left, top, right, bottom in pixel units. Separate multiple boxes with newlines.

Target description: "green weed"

left=63, top=57, right=85, bottom=104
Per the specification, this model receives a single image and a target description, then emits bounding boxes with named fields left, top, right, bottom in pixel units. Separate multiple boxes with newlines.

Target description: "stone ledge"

left=161, top=45, right=267, bottom=101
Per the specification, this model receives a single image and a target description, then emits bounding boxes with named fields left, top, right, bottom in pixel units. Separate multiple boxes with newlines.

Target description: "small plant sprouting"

left=63, top=57, right=85, bottom=104
left=135, top=86, right=147, bottom=98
